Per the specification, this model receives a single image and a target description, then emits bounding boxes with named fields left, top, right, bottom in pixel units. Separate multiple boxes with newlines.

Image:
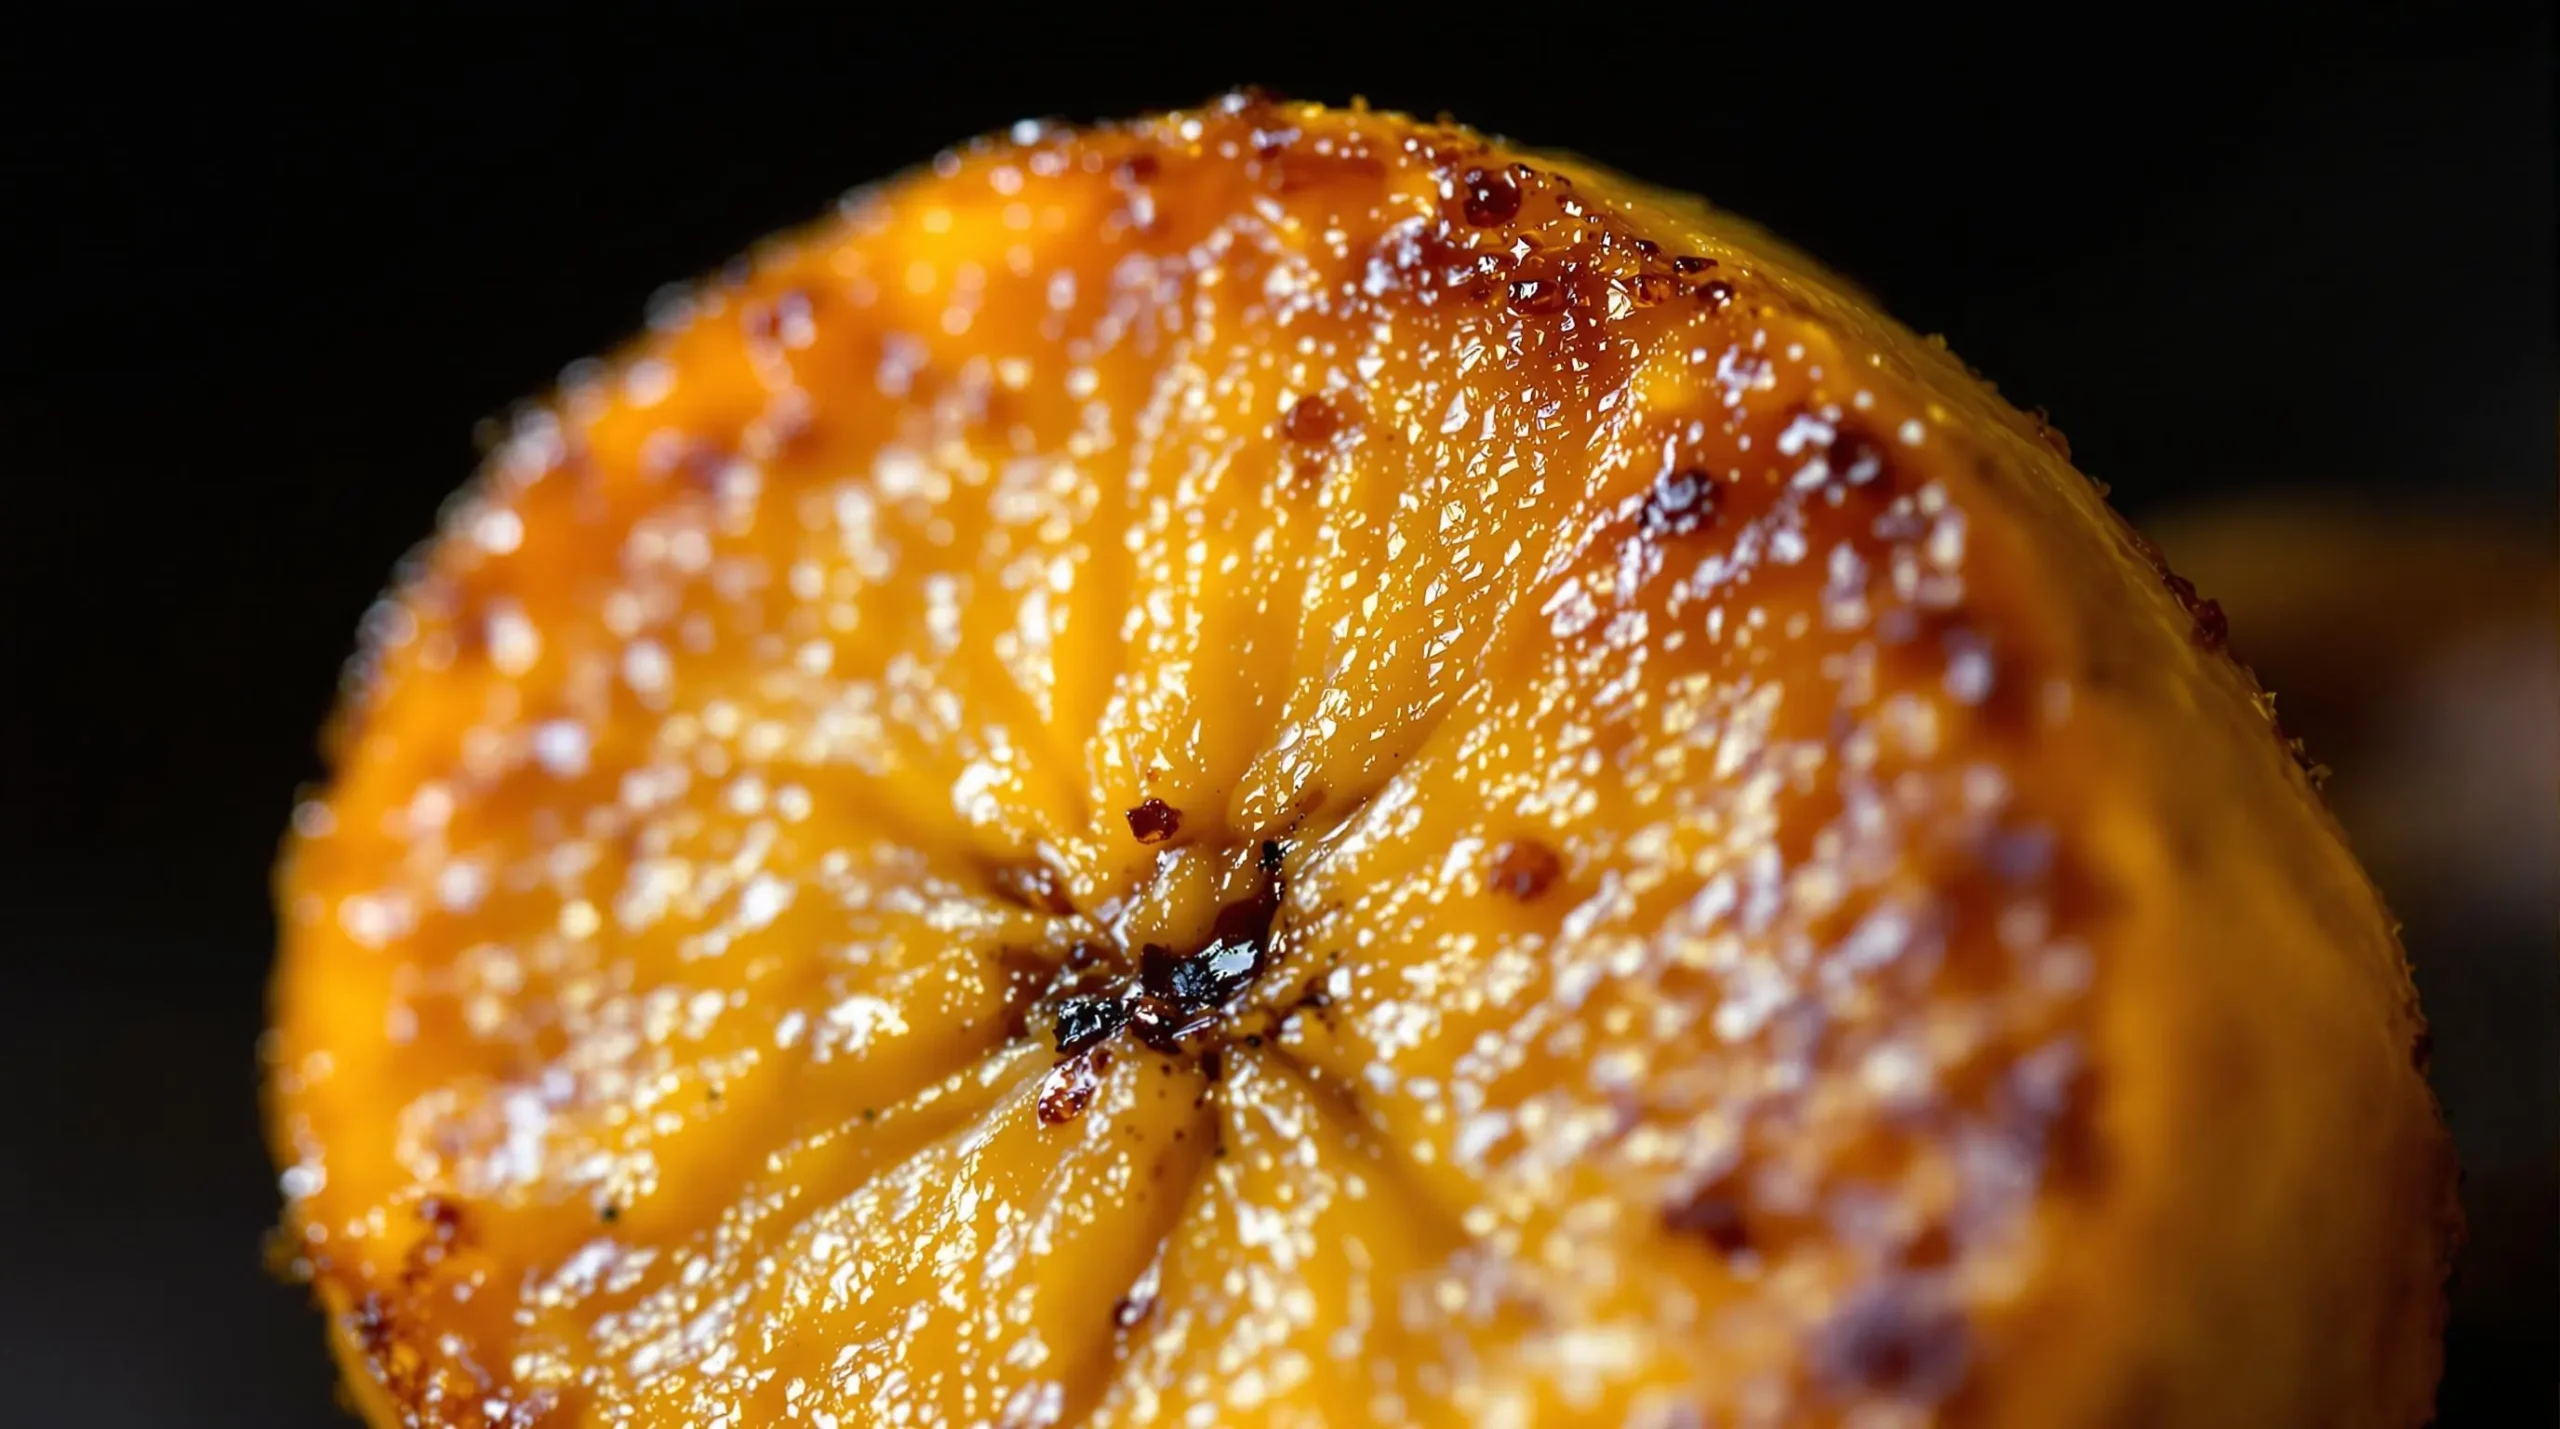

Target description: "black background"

left=2, top=7, right=2550, bottom=1425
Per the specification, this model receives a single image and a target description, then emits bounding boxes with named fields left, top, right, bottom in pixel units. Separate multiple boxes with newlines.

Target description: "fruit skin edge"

left=264, top=95, right=2458, bottom=1429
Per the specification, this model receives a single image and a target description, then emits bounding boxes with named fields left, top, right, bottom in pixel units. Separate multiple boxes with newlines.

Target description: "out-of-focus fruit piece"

left=265, top=95, right=2457, bottom=1428
left=2148, top=496, right=2558, bottom=925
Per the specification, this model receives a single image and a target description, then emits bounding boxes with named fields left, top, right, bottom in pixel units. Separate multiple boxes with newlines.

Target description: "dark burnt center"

left=1031, top=838, right=1288, bottom=1124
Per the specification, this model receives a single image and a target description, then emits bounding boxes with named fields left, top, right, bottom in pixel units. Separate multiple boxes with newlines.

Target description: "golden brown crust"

left=267, top=95, right=2452, bottom=1427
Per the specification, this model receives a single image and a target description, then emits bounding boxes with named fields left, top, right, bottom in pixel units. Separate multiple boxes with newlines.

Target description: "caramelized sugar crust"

left=269, top=96, right=2454, bottom=1429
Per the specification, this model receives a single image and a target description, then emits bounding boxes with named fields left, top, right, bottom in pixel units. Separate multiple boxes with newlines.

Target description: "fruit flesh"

left=267, top=96, right=2454, bottom=1427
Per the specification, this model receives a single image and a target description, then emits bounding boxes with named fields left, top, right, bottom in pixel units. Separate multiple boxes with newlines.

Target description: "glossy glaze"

left=268, top=96, right=2454, bottom=1428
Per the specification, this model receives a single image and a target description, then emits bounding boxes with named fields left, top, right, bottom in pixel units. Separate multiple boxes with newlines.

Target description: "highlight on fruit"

left=265, top=92, right=2457, bottom=1428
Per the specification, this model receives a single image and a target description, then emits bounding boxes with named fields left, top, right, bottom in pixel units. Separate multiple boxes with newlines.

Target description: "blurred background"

left=2, top=6, right=2549, bottom=1424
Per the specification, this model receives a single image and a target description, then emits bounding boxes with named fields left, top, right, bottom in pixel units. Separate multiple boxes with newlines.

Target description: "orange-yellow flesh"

left=267, top=97, right=2454, bottom=1428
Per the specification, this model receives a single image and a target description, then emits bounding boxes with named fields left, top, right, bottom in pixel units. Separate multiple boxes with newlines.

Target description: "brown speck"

left=2191, top=597, right=2229, bottom=650
left=1488, top=839, right=1563, bottom=900
left=1810, top=1285, right=1969, bottom=1403
left=1456, top=166, right=1522, bottom=226
left=1037, top=1051, right=1103, bottom=1125
left=1662, top=1183, right=1750, bottom=1256
left=2160, top=573, right=2230, bottom=651
left=1673, top=255, right=1716, bottom=276
left=1113, top=1291, right=1155, bottom=1328
left=1115, top=152, right=1159, bottom=184
left=1126, top=797, right=1182, bottom=844
left=1697, top=279, right=1736, bottom=310
left=1824, top=422, right=1889, bottom=488
left=1903, top=1223, right=1956, bottom=1269
left=417, top=1194, right=465, bottom=1246
left=1280, top=393, right=1345, bottom=446
left=597, top=1201, right=621, bottom=1225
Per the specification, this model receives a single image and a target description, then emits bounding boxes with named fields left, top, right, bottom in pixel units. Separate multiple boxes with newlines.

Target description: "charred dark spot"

left=1136, top=942, right=1182, bottom=999
left=1157, top=887, right=1280, bottom=1010
left=1259, top=838, right=1287, bottom=875
left=2038, top=1067, right=2108, bottom=1193
left=1037, top=1049, right=1104, bottom=1125
left=1673, top=255, right=1716, bottom=276
left=2160, top=573, right=2230, bottom=651
left=1629, top=272, right=1682, bottom=307
left=417, top=1194, right=466, bottom=1246
left=1171, top=937, right=1260, bottom=1007
left=1488, top=838, right=1563, bottom=900
left=1810, top=1284, right=1970, bottom=1404
left=1132, top=866, right=1287, bottom=1052
left=1697, top=279, right=1736, bottom=310
left=1902, top=1222, right=1956, bottom=1269
left=597, top=1201, right=621, bottom=1225
left=1199, top=1046, right=1225, bottom=1084
left=1824, top=422, right=1890, bottom=489
left=990, top=859, right=1076, bottom=915
left=1126, top=797, right=1183, bottom=844
left=2191, top=597, right=2229, bottom=650
left=1053, top=993, right=1130, bottom=1055
left=1662, top=1182, right=1751, bottom=1256
left=1280, top=393, right=1345, bottom=446
left=1641, top=466, right=1719, bottom=538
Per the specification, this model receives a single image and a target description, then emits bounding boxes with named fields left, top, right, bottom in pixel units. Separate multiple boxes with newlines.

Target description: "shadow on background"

left=1, top=6, right=2549, bottom=1424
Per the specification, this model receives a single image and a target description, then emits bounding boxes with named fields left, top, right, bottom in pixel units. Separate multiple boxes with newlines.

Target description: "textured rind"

left=267, top=95, right=2454, bottom=1428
